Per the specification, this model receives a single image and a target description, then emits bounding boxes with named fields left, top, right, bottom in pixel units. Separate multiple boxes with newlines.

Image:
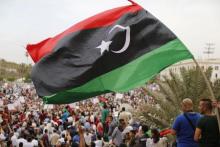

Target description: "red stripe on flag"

left=26, top=4, right=142, bottom=63
left=26, top=38, right=51, bottom=63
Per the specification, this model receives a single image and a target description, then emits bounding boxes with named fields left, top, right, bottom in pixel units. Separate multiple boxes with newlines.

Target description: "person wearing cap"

left=123, top=125, right=133, bottom=140
left=128, top=129, right=137, bottom=147
left=122, top=125, right=137, bottom=146
left=171, top=98, right=201, bottom=147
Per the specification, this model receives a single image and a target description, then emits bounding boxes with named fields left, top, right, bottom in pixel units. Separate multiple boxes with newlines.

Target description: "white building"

left=160, top=58, right=220, bottom=82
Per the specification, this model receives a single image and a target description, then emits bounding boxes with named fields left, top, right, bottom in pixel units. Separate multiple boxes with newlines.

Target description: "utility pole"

left=25, top=51, right=29, bottom=65
left=203, top=43, right=214, bottom=59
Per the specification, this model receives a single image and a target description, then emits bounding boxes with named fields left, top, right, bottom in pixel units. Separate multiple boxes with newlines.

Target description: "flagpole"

left=192, top=58, right=220, bottom=133
left=128, top=0, right=138, bottom=5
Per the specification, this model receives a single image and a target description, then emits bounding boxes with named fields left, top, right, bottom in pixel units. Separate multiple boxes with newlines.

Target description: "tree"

left=17, top=63, right=27, bottom=78
left=0, top=59, right=32, bottom=81
left=0, top=76, right=3, bottom=81
left=213, top=79, right=220, bottom=99
left=24, top=72, right=32, bottom=83
left=7, top=77, right=16, bottom=82
left=134, top=67, right=219, bottom=128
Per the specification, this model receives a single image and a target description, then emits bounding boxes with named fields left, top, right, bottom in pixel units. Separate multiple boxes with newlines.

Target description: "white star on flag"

left=96, top=40, right=112, bottom=55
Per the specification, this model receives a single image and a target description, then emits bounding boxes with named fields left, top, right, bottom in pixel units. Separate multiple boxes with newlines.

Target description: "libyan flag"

left=27, top=1, right=193, bottom=104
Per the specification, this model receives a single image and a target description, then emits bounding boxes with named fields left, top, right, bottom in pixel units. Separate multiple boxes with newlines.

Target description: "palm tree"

left=17, top=63, right=27, bottom=79
left=134, top=67, right=219, bottom=128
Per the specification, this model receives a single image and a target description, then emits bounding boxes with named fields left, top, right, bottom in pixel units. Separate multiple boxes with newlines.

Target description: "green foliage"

left=24, top=72, right=32, bottom=83
left=7, top=77, right=16, bottom=82
left=0, top=59, right=32, bottom=82
left=0, top=76, right=3, bottom=81
left=213, top=79, right=220, bottom=100
left=134, top=67, right=219, bottom=128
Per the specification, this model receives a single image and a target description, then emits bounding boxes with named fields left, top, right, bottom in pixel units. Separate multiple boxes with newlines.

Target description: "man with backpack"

left=171, top=98, right=201, bottom=147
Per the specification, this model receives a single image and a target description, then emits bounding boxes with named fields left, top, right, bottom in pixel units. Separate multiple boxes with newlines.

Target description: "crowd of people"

left=0, top=82, right=220, bottom=147
left=0, top=82, right=167, bottom=147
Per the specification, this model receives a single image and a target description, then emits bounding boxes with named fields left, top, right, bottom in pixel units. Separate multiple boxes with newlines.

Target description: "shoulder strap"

left=183, top=113, right=196, bottom=131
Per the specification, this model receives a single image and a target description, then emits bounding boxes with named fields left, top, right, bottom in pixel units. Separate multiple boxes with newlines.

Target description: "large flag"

left=27, top=1, right=193, bottom=104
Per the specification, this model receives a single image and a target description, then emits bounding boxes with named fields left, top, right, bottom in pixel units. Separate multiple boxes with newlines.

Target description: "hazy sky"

left=0, top=0, right=219, bottom=63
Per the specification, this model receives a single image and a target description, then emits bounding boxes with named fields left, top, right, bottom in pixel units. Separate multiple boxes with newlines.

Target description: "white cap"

left=123, top=126, right=133, bottom=134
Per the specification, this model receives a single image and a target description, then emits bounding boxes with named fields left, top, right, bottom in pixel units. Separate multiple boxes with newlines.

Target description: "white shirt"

left=58, top=137, right=65, bottom=143
left=84, top=133, right=92, bottom=146
left=67, top=116, right=73, bottom=123
left=0, top=133, right=6, bottom=141
left=16, top=138, right=27, bottom=147
left=14, top=132, right=19, bottom=138
left=146, top=137, right=168, bottom=147
left=95, top=140, right=103, bottom=147
left=11, top=134, right=17, bottom=146
left=24, top=142, right=34, bottom=147
left=31, top=139, right=38, bottom=146
left=90, top=115, right=95, bottom=123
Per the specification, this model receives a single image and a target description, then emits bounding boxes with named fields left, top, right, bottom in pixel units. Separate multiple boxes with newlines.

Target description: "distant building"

left=160, top=58, right=220, bottom=82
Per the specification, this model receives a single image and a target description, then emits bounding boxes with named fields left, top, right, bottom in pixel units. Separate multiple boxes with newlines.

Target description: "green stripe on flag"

left=43, top=39, right=193, bottom=104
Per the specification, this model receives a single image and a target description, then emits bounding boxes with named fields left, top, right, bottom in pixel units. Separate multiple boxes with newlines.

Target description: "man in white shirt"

left=84, top=130, right=93, bottom=146
left=58, top=134, right=65, bottom=144
left=16, top=136, right=27, bottom=147
left=94, top=135, right=103, bottom=147
left=23, top=137, right=34, bottom=147
left=31, top=137, right=38, bottom=147
left=11, top=132, right=17, bottom=147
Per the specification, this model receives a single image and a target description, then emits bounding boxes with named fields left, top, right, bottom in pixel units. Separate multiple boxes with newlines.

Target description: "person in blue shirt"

left=61, top=109, right=70, bottom=122
left=171, top=98, right=201, bottom=147
left=72, top=132, right=80, bottom=145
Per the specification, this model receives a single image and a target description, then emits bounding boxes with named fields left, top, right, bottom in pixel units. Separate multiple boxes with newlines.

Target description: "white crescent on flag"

left=96, top=25, right=131, bottom=55
left=109, top=25, right=131, bottom=54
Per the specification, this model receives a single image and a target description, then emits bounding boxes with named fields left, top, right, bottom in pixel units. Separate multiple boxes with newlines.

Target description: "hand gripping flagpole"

left=192, top=58, right=220, bottom=133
